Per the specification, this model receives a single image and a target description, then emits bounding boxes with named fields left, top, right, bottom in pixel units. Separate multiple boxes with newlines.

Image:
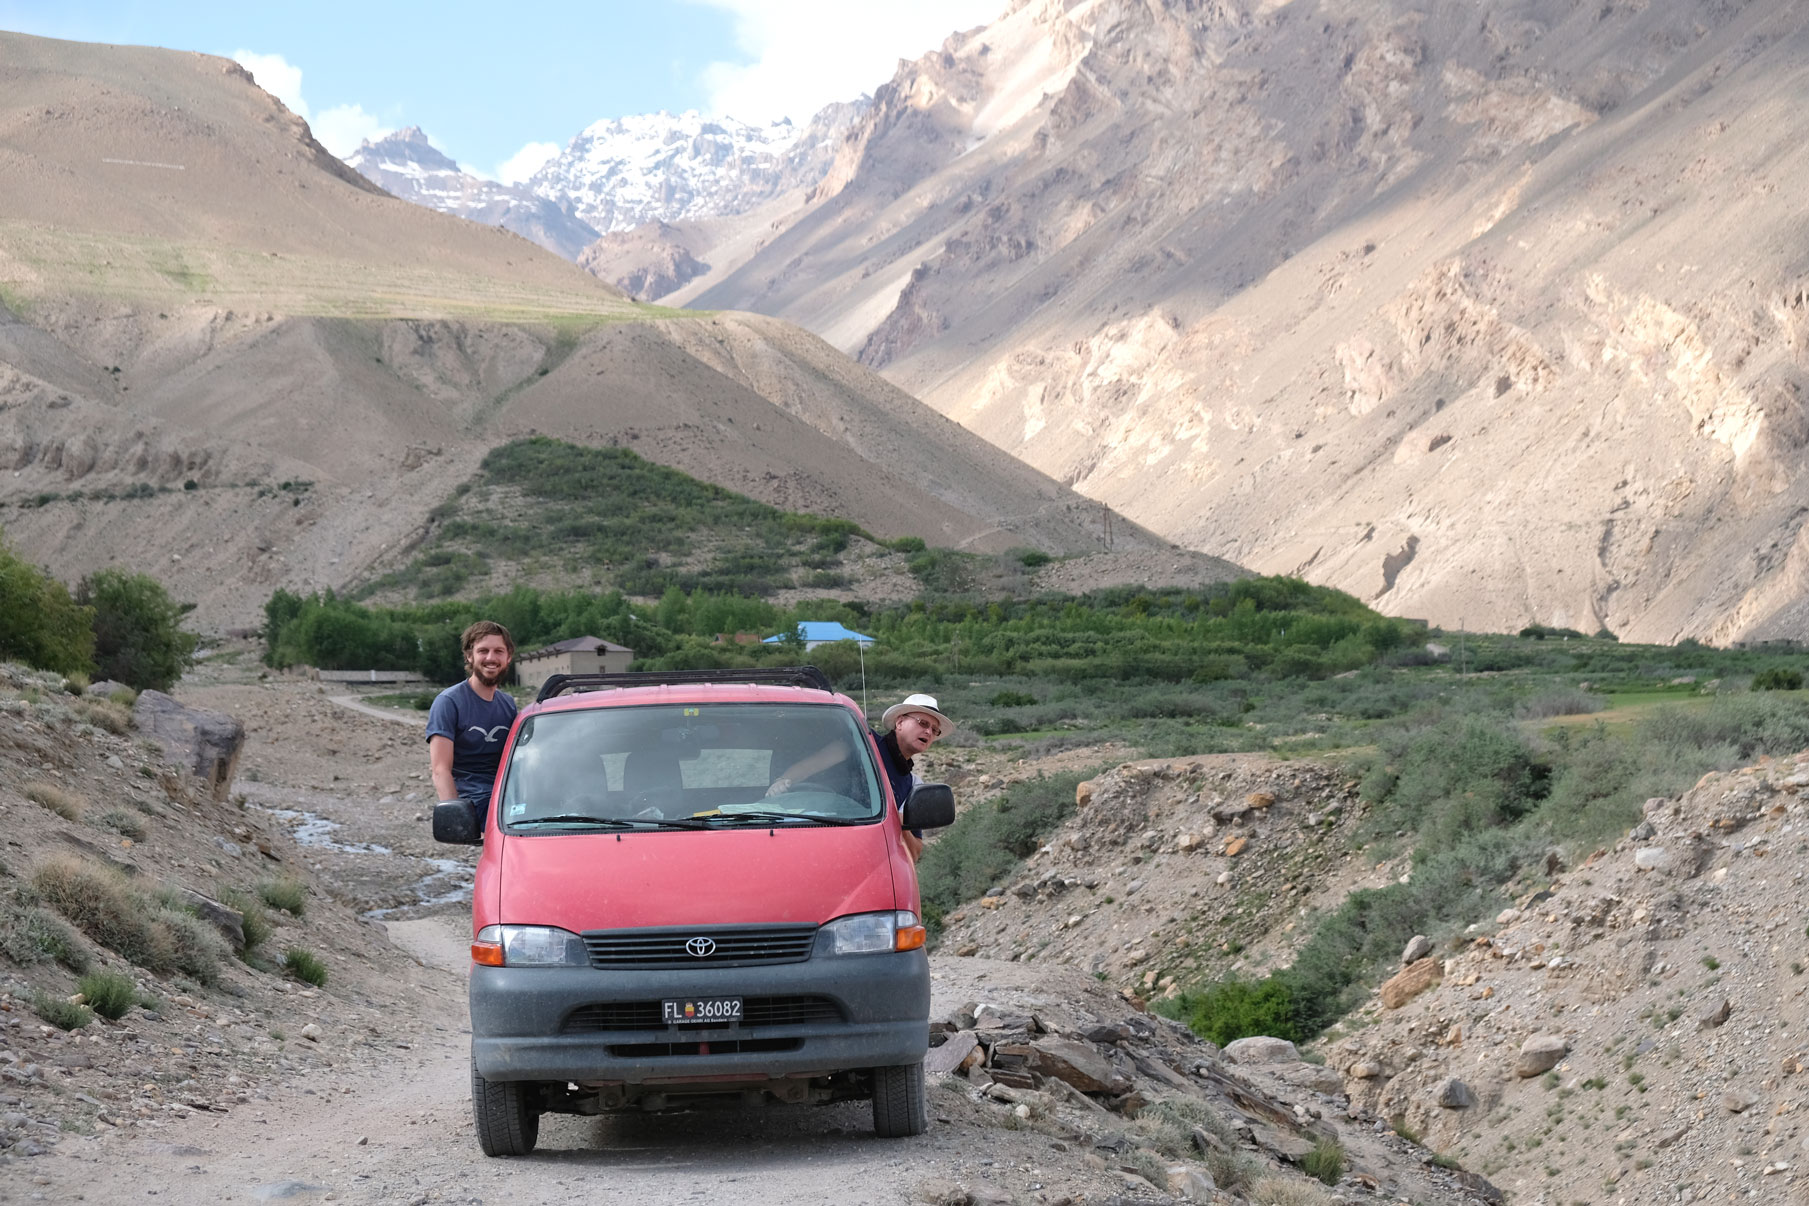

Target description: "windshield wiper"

left=704, top=809, right=863, bottom=827
left=510, top=814, right=707, bottom=830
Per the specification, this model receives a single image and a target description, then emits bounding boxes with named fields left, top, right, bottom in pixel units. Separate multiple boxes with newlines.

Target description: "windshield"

left=498, top=702, right=882, bottom=832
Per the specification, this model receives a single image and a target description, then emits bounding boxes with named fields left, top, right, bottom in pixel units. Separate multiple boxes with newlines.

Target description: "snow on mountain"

left=529, top=105, right=865, bottom=234
left=345, top=128, right=600, bottom=260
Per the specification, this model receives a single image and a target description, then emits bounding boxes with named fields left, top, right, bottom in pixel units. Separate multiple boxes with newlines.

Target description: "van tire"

left=870, top=1061, right=926, bottom=1137
left=471, top=1058, right=540, bottom=1156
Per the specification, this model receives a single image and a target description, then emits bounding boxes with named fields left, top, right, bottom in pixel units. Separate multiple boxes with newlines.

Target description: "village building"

left=514, top=636, right=634, bottom=695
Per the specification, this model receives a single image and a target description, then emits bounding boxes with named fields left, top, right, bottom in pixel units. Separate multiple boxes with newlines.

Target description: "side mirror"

left=902, top=783, right=955, bottom=831
left=433, top=799, right=482, bottom=845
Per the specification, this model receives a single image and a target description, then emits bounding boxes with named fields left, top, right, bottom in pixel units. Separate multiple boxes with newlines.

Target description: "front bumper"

left=469, top=947, right=929, bottom=1084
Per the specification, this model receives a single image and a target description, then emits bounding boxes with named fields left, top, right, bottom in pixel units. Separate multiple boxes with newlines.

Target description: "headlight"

left=472, top=925, right=588, bottom=967
left=823, top=911, right=925, bottom=954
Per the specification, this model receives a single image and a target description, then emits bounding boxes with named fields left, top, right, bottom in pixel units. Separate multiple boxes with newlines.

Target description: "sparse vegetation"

left=98, top=808, right=147, bottom=840
left=1300, top=1138, right=1345, bottom=1185
left=0, top=897, right=90, bottom=971
left=258, top=877, right=308, bottom=917
left=24, top=782, right=84, bottom=821
left=283, top=946, right=329, bottom=987
left=917, top=770, right=1095, bottom=932
left=31, top=856, right=226, bottom=984
left=1249, top=1177, right=1333, bottom=1206
left=78, top=969, right=138, bottom=1020
left=0, top=531, right=96, bottom=675
left=219, top=886, right=274, bottom=953
left=31, top=990, right=92, bottom=1031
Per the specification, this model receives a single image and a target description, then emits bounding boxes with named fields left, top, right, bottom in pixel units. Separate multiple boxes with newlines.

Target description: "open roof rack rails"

left=535, top=665, right=834, bottom=703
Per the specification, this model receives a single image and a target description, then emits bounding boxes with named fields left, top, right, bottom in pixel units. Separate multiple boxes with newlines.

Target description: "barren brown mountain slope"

left=0, top=32, right=1167, bottom=630
left=681, top=0, right=1809, bottom=643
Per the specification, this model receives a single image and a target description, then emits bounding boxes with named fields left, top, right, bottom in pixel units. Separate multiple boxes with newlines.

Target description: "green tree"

left=76, top=569, right=197, bottom=692
left=0, top=536, right=94, bottom=675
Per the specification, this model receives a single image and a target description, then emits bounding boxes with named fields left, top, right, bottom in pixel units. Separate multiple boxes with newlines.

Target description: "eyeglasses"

left=903, top=714, right=941, bottom=739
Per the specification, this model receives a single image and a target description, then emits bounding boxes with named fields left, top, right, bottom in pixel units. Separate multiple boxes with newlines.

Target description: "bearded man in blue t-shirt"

left=426, top=621, right=518, bottom=832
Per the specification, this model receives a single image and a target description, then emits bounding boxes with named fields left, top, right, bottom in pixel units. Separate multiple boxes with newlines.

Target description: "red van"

left=432, top=667, right=955, bottom=1156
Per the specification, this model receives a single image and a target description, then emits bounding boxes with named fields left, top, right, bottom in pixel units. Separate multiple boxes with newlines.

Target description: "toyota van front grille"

left=561, top=996, right=844, bottom=1033
left=581, top=924, right=818, bottom=968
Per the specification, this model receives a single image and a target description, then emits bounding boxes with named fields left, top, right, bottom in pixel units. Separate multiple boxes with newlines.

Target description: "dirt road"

left=11, top=672, right=1139, bottom=1205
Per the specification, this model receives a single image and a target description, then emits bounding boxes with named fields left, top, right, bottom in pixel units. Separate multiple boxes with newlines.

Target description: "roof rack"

left=535, top=665, right=834, bottom=703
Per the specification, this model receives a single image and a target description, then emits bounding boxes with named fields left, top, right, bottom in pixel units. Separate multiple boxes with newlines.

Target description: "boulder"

left=1401, top=934, right=1433, bottom=965
left=86, top=680, right=130, bottom=699
left=1167, top=1166, right=1217, bottom=1201
left=1075, top=780, right=1094, bottom=807
left=132, top=690, right=245, bottom=800
left=1724, top=1088, right=1760, bottom=1114
left=1250, top=1124, right=1315, bottom=1160
left=1275, top=1061, right=1346, bottom=1095
left=1514, top=1035, right=1570, bottom=1078
left=1224, top=1036, right=1300, bottom=1065
left=925, top=1031, right=981, bottom=1075
left=1435, top=1077, right=1477, bottom=1109
left=1633, top=846, right=1671, bottom=872
left=915, top=1179, right=971, bottom=1206
left=1028, top=1038, right=1118, bottom=1094
left=1697, top=997, right=1732, bottom=1029
left=172, top=888, right=247, bottom=952
left=1380, top=958, right=1443, bottom=1009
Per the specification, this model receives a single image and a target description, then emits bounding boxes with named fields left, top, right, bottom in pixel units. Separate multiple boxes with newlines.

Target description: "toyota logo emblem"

left=685, top=937, right=717, bottom=958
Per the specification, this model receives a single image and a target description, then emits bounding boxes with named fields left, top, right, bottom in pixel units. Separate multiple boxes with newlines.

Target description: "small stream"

left=254, top=805, right=474, bottom=918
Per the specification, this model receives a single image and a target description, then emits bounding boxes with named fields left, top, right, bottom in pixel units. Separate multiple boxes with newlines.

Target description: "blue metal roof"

left=762, top=621, right=876, bottom=644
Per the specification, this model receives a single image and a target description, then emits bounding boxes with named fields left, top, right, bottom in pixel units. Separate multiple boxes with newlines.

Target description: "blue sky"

left=0, top=1, right=1000, bottom=179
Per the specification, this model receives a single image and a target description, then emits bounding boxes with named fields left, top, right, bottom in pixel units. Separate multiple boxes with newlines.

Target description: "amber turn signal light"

left=894, top=926, right=927, bottom=951
left=471, top=941, right=505, bottom=966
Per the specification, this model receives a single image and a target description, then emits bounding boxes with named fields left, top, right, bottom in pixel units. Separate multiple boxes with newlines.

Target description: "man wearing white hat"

left=767, top=691, right=953, bottom=861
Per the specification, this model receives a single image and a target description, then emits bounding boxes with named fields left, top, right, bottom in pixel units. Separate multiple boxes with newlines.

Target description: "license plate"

left=662, top=997, right=742, bottom=1026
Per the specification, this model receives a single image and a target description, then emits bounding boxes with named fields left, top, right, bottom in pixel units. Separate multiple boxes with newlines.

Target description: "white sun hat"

left=880, top=692, right=955, bottom=738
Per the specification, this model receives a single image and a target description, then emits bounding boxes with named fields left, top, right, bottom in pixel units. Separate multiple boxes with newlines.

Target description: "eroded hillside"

left=679, top=0, right=1809, bottom=643
left=0, top=31, right=1164, bottom=631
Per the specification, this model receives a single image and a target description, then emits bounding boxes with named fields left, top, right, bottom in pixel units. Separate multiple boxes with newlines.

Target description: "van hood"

left=494, top=823, right=900, bottom=931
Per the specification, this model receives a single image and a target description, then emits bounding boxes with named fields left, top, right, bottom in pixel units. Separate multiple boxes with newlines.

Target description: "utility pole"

left=1459, top=617, right=1466, bottom=679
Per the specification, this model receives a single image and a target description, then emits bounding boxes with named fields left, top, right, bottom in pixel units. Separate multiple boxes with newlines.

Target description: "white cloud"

left=495, top=141, right=563, bottom=186
left=233, top=50, right=309, bottom=119
left=312, top=104, right=391, bottom=158
left=688, top=1, right=1004, bottom=123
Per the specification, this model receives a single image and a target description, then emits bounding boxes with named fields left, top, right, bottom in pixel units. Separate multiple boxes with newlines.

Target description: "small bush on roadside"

left=31, top=856, right=223, bottom=984
left=31, top=990, right=92, bottom=1032
left=0, top=898, right=90, bottom=971
left=218, top=887, right=274, bottom=953
left=1205, top=1148, right=1261, bottom=1193
left=1300, top=1138, right=1345, bottom=1185
left=108, top=686, right=138, bottom=707
left=72, top=697, right=132, bottom=734
left=1249, top=1177, right=1333, bottom=1206
left=98, top=809, right=146, bottom=840
left=78, top=969, right=138, bottom=1020
left=23, top=782, right=84, bottom=821
left=1165, top=976, right=1300, bottom=1046
left=258, top=877, right=307, bottom=917
left=284, top=947, right=328, bottom=987
left=989, top=689, right=1038, bottom=708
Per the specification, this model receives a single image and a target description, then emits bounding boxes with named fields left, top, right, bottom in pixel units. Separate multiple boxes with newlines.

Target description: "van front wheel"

left=870, top=1060, right=926, bottom=1137
left=471, top=1057, right=540, bottom=1156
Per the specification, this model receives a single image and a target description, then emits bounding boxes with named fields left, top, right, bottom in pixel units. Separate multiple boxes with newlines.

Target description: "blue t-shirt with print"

left=425, top=681, right=518, bottom=804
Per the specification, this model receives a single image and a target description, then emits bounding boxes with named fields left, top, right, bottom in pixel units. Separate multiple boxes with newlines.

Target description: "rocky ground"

left=0, top=652, right=1496, bottom=1205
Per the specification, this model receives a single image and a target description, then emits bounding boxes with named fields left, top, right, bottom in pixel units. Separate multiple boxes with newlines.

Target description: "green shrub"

left=0, top=534, right=95, bottom=675
left=1167, top=976, right=1301, bottom=1046
left=1249, top=1177, right=1332, bottom=1206
left=1753, top=667, right=1805, bottom=691
left=0, top=898, right=90, bottom=971
left=258, top=877, right=307, bottom=917
left=284, top=947, right=329, bottom=987
left=917, top=770, right=1093, bottom=929
left=98, top=809, right=146, bottom=840
left=31, top=857, right=224, bottom=984
left=31, top=990, right=92, bottom=1032
left=1301, top=1138, right=1345, bottom=1185
left=75, top=569, right=199, bottom=693
left=1017, top=549, right=1052, bottom=568
left=988, top=689, right=1038, bottom=708
left=24, top=782, right=84, bottom=821
left=78, top=969, right=138, bottom=1020
left=219, top=887, right=274, bottom=953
